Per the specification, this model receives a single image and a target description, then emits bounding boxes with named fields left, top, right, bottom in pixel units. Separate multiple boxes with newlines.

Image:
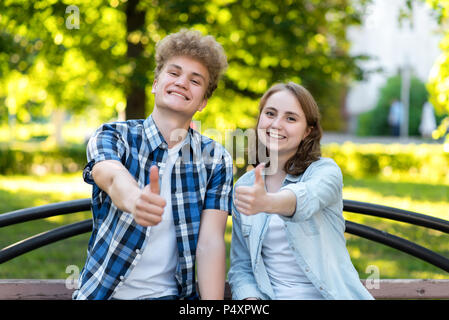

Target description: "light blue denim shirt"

left=228, top=157, right=374, bottom=300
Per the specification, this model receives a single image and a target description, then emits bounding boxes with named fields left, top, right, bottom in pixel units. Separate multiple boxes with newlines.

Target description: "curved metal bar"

left=0, top=199, right=91, bottom=228
left=344, top=199, right=449, bottom=234
left=0, top=219, right=92, bottom=264
left=345, top=221, right=449, bottom=273
left=1, top=199, right=448, bottom=273
left=2, top=198, right=448, bottom=234
left=2, top=217, right=449, bottom=274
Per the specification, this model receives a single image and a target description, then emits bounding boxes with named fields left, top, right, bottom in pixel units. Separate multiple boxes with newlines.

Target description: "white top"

left=261, top=214, right=323, bottom=300
left=112, top=142, right=183, bottom=299
left=419, top=101, right=436, bottom=137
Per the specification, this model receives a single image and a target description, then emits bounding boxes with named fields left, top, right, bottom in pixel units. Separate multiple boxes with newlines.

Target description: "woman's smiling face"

left=257, top=89, right=311, bottom=160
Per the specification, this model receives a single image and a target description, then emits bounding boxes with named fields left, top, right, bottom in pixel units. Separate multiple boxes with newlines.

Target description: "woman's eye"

left=287, top=117, right=296, bottom=122
left=191, top=79, right=200, bottom=85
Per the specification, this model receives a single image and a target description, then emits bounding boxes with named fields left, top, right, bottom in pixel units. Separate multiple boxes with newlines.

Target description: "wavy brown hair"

left=154, top=29, right=228, bottom=99
left=256, top=82, right=322, bottom=175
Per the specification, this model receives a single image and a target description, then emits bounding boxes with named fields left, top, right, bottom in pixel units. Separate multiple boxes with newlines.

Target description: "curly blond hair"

left=154, top=29, right=228, bottom=99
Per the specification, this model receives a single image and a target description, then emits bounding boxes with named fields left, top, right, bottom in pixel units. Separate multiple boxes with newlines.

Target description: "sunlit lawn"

left=0, top=172, right=448, bottom=280
left=342, top=176, right=449, bottom=280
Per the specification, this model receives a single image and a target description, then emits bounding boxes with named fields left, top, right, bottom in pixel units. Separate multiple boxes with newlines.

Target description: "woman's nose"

left=270, top=117, right=282, bottom=129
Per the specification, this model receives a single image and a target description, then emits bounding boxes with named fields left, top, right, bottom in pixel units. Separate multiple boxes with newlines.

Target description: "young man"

left=73, top=29, right=233, bottom=300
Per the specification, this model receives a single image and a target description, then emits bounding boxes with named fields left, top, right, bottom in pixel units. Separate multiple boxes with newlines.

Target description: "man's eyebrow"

left=167, top=64, right=206, bottom=81
left=167, top=63, right=182, bottom=70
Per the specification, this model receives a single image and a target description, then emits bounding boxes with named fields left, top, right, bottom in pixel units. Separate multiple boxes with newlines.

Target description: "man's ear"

left=151, top=79, right=158, bottom=94
left=197, top=98, right=208, bottom=112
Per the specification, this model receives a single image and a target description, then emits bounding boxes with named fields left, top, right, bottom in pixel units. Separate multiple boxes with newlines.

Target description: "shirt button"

left=160, top=142, right=168, bottom=149
left=135, top=249, right=140, bottom=254
left=119, top=275, right=124, bottom=280
left=305, top=267, right=310, bottom=272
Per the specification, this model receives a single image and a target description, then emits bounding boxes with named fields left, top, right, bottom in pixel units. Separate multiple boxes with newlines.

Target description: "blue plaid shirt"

left=73, top=115, right=233, bottom=300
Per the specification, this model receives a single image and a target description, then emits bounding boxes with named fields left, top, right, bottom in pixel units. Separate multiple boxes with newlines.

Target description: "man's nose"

left=174, top=75, right=188, bottom=88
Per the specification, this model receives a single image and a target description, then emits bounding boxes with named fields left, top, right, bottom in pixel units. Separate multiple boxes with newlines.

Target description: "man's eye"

left=191, top=79, right=200, bottom=85
left=265, top=111, right=274, bottom=116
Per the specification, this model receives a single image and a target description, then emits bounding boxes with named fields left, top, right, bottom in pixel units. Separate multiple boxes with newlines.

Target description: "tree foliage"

left=425, top=0, right=449, bottom=142
left=0, top=0, right=370, bottom=133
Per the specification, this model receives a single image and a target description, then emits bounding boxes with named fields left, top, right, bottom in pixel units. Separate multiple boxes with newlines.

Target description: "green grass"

left=0, top=173, right=92, bottom=278
left=0, top=172, right=448, bottom=280
left=342, top=176, right=449, bottom=280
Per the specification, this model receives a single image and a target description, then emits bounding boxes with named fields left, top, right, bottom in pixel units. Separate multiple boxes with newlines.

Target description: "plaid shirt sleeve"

left=203, top=145, right=234, bottom=214
left=83, top=123, right=128, bottom=185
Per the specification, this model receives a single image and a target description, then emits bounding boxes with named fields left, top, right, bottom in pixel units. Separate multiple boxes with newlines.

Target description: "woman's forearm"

left=265, top=189, right=297, bottom=217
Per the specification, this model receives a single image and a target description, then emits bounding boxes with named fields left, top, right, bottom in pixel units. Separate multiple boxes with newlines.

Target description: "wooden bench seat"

left=0, top=279, right=448, bottom=300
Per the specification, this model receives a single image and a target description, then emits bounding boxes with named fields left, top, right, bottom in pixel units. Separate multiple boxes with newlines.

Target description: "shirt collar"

left=259, top=167, right=302, bottom=184
left=143, top=114, right=198, bottom=156
left=284, top=173, right=302, bottom=183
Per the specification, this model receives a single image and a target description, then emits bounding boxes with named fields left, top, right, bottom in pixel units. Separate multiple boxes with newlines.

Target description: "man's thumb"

left=254, top=163, right=265, bottom=185
left=149, top=165, right=160, bottom=194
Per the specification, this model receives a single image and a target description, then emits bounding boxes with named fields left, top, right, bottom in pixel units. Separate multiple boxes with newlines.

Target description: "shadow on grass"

left=343, top=176, right=449, bottom=203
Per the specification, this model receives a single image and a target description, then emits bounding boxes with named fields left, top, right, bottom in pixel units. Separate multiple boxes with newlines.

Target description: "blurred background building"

left=345, top=0, right=442, bottom=134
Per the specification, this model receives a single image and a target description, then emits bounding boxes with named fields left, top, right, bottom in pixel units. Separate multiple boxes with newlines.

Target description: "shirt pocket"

left=241, top=223, right=252, bottom=237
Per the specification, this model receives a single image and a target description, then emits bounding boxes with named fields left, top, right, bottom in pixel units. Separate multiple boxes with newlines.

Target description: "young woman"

left=228, top=82, right=374, bottom=300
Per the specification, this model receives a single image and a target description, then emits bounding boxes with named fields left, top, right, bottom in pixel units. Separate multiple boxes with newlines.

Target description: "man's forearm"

left=196, top=239, right=226, bottom=300
left=92, top=160, right=141, bottom=213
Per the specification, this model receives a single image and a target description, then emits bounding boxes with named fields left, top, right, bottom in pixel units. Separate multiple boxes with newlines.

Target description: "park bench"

left=1, top=199, right=449, bottom=300
left=0, top=279, right=449, bottom=300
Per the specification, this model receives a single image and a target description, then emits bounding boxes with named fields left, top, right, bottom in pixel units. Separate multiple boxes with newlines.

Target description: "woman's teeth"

left=267, top=131, right=285, bottom=139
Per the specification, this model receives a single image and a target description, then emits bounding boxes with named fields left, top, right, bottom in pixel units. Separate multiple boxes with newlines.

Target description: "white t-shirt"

left=261, top=214, right=323, bottom=300
left=112, top=142, right=182, bottom=299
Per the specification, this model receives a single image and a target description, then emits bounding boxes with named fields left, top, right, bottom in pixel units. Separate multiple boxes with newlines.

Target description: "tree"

left=424, top=0, right=449, bottom=143
left=0, top=0, right=370, bottom=135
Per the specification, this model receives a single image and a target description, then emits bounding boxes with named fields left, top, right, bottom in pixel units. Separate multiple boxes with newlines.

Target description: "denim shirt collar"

left=284, top=173, right=302, bottom=184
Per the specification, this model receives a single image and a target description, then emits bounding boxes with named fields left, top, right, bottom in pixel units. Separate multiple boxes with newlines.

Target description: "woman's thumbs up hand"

left=234, top=163, right=268, bottom=216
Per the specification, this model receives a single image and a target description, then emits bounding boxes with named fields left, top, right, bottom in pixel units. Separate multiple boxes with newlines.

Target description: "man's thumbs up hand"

left=234, top=163, right=267, bottom=216
left=132, top=165, right=167, bottom=226
left=149, top=164, right=160, bottom=194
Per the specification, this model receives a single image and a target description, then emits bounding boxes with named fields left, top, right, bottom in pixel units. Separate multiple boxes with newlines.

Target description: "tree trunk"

left=125, top=0, right=147, bottom=120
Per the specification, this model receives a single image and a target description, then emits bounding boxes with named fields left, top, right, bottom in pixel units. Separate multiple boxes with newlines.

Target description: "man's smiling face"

left=152, top=55, right=209, bottom=117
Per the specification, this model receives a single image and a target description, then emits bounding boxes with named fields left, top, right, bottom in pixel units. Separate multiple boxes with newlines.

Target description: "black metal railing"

left=1, top=199, right=449, bottom=272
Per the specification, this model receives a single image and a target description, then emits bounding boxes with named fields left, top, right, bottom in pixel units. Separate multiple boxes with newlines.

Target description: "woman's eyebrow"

left=285, top=111, right=300, bottom=117
left=264, top=106, right=300, bottom=117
